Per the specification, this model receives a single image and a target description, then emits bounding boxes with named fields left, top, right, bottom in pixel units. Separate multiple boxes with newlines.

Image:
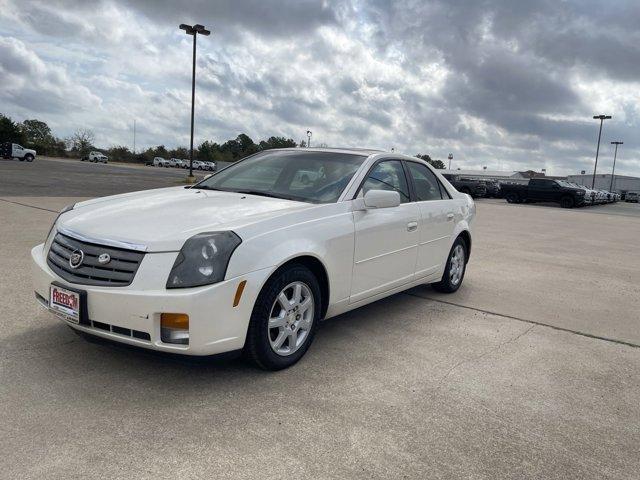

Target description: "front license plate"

left=49, top=284, right=81, bottom=324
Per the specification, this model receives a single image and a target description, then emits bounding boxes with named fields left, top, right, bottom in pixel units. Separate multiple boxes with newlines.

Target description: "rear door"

left=351, top=160, right=419, bottom=303
left=405, top=161, right=456, bottom=279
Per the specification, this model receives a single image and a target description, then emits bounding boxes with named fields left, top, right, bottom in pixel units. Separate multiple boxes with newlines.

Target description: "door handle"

left=407, top=221, right=418, bottom=232
left=447, top=213, right=455, bottom=221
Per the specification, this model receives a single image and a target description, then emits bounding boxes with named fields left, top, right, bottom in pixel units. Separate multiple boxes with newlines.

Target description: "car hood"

left=57, top=187, right=311, bottom=251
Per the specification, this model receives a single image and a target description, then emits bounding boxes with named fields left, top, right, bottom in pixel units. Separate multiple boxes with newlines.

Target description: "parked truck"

left=1, top=142, right=36, bottom=162
left=501, top=178, right=586, bottom=208
left=442, top=174, right=487, bottom=198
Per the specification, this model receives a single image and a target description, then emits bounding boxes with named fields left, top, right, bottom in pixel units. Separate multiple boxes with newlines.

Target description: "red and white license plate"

left=49, top=284, right=80, bottom=324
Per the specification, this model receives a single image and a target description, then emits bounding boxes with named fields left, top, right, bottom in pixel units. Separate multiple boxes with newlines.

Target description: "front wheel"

left=432, top=237, right=467, bottom=293
left=25, top=154, right=34, bottom=162
left=244, top=264, right=321, bottom=370
left=505, top=192, right=518, bottom=203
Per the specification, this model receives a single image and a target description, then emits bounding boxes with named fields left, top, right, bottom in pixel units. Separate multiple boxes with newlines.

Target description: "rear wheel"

left=245, top=264, right=321, bottom=370
left=432, top=237, right=467, bottom=293
left=560, top=196, right=574, bottom=208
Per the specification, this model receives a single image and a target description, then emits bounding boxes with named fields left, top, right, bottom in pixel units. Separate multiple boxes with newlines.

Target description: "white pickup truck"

left=1, top=142, right=36, bottom=161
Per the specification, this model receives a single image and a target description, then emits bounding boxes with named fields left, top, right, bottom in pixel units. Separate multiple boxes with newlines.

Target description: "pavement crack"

left=406, top=292, right=640, bottom=349
left=433, top=325, right=535, bottom=393
left=0, top=197, right=58, bottom=213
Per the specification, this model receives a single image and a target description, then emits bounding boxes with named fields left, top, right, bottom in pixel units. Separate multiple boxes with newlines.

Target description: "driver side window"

left=361, top=160, right=410, bottom=203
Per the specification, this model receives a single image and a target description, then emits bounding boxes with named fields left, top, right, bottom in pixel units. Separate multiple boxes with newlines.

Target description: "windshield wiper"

left=231, top=189, right=294, bottom=200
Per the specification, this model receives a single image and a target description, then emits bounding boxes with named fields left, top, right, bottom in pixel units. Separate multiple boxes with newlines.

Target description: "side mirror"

left=363, top=189, right=401, bottom=209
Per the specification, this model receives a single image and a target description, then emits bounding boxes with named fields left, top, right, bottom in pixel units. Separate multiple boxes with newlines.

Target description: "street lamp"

left=448, top=153, right=453, bottom=170
left=179, top=23, right=211, bottom=182
left=591, top=114, right=611, bottom=188
left=610, top=141, right=623, bottom=192
left=306, top=130, right=312, bottom=148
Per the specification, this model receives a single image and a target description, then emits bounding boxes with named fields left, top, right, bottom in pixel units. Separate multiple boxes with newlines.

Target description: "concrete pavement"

left=1, top=163, right=639, bottom=479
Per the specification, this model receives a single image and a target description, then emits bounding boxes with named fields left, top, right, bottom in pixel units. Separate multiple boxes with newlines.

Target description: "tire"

left=505, top=192, right=518, bottom=203
left=25, top=154, right=34, bottom=162
left=560, top=196, right=574, bottom=208
left=432, top=236, right=468, bottom=293
left=244, top=264, right=321, bottom=370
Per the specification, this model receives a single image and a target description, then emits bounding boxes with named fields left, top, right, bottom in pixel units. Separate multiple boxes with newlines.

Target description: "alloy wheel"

left=268, top=281, right=314, bottom=356
left=449, top=244, right=465, bottom=286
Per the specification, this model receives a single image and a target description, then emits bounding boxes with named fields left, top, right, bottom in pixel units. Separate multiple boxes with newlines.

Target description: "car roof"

left=273, top=147, right=385, bottom=156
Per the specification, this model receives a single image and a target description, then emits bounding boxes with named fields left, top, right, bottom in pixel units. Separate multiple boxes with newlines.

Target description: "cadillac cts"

left=31, top=148, right=475, bottom=370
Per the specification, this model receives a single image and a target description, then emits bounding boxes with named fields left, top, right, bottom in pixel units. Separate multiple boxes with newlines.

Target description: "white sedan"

left=31, top=148, right=475, bottom=370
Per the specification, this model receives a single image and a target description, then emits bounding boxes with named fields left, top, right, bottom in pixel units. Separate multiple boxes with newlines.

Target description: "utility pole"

left=306, top=130, right=312, bottom=148
left=448, top=153, right=453, bottom=170
left=133, top=119, right=136, bottom=154
left=610, top=141, right=623, bottom=192
left=179, top=23, right=211, bottom=182
left=591, top=114, right=611, bottom=188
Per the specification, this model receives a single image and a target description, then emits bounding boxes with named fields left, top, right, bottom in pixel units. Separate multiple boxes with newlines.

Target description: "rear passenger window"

left=407, top=162, right=445, bottom=201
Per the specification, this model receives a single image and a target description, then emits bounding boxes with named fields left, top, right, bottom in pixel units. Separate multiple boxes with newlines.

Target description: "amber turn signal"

left=233, top=280, right=247, bottom=307
left=161, top=313, right=189, bottom=329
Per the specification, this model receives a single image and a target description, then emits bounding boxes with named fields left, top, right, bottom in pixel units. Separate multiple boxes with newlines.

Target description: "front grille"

left=47, top=232, right=144, bottom=287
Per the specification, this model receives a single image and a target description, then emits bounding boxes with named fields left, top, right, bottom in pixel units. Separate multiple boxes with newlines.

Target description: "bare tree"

left=68, top=129, right=95, bottom=155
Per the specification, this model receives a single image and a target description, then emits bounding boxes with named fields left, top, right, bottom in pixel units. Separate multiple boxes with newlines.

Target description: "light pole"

left=448, top=153, right=453, bottom=170
left=610, top=141, right=623, bottom=192
left=591, top=114, right=611, bottom=188
left=306, top=130, right=312, bottom=148
left=179, top=23, right=211, bottom=182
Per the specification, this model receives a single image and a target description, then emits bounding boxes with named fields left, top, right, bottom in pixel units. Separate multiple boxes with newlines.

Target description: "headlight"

left=166, top=231, right=242, bottom=289
left=576, top=190, right=585, bottom=195
left=45, top=203, right=75, bottom=244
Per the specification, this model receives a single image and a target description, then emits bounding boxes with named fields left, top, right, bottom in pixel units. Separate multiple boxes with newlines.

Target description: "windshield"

left=196, top=150, right=367, bottom=203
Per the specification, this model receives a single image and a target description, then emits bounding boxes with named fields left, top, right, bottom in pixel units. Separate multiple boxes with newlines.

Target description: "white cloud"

left=0, top=0, right=639, bottom=176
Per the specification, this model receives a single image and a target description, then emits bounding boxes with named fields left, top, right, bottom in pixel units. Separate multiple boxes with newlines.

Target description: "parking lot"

left=1, top=158, right=639, bottom=479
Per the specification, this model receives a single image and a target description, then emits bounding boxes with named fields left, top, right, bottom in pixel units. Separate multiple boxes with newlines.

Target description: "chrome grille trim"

left=47, top=232, right=145, bottom=287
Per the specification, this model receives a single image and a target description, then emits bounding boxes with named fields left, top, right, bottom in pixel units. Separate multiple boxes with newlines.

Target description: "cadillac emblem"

left=69, top=250, right=84, bottom=269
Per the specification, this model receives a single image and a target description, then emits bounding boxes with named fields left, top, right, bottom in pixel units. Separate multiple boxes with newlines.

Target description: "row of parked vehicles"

left=149, top=157, right=216, bottom=171
left=441, top=174, right=501, bottom=199
left=501, top=178, right=620, bottom=208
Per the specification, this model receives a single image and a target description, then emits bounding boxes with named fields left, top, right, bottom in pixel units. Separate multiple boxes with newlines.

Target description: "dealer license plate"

left=49, top=284, right=81, bottom=324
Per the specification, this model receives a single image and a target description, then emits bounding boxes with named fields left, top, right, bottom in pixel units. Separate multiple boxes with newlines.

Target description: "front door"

left=351, top=160, right=419, bottom=303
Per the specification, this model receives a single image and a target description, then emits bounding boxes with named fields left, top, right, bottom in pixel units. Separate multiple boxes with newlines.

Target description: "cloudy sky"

left=1, top=0, right=639, bottom=175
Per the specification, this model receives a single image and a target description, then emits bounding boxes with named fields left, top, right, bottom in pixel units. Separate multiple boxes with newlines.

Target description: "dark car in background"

left=481, top=180, right=501, bottom=198
left=501, top=178, right=586, bottom=208
left=442, top=174, right=487, bottom=198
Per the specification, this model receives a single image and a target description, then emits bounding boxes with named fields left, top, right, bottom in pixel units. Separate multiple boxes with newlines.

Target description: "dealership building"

left=566, top=174, right=640, bottom=195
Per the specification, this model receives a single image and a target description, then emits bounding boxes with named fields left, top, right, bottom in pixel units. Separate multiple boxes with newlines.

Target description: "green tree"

left=415, top=153, right=445, bottom=169
left=107, top=146, right=135, bottom=163
left=0, top=114, right=25, bottom=144
left=259, top=136, right=297, bottom=151
left=196, top=140, right=220, bottom=161
left=20, top=119, right=60, bottom=155
left=168, top=146, right=189, bottom=159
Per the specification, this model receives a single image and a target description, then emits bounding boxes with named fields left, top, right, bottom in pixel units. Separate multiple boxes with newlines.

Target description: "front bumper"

left=31, top=243, right=271, bottom=355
